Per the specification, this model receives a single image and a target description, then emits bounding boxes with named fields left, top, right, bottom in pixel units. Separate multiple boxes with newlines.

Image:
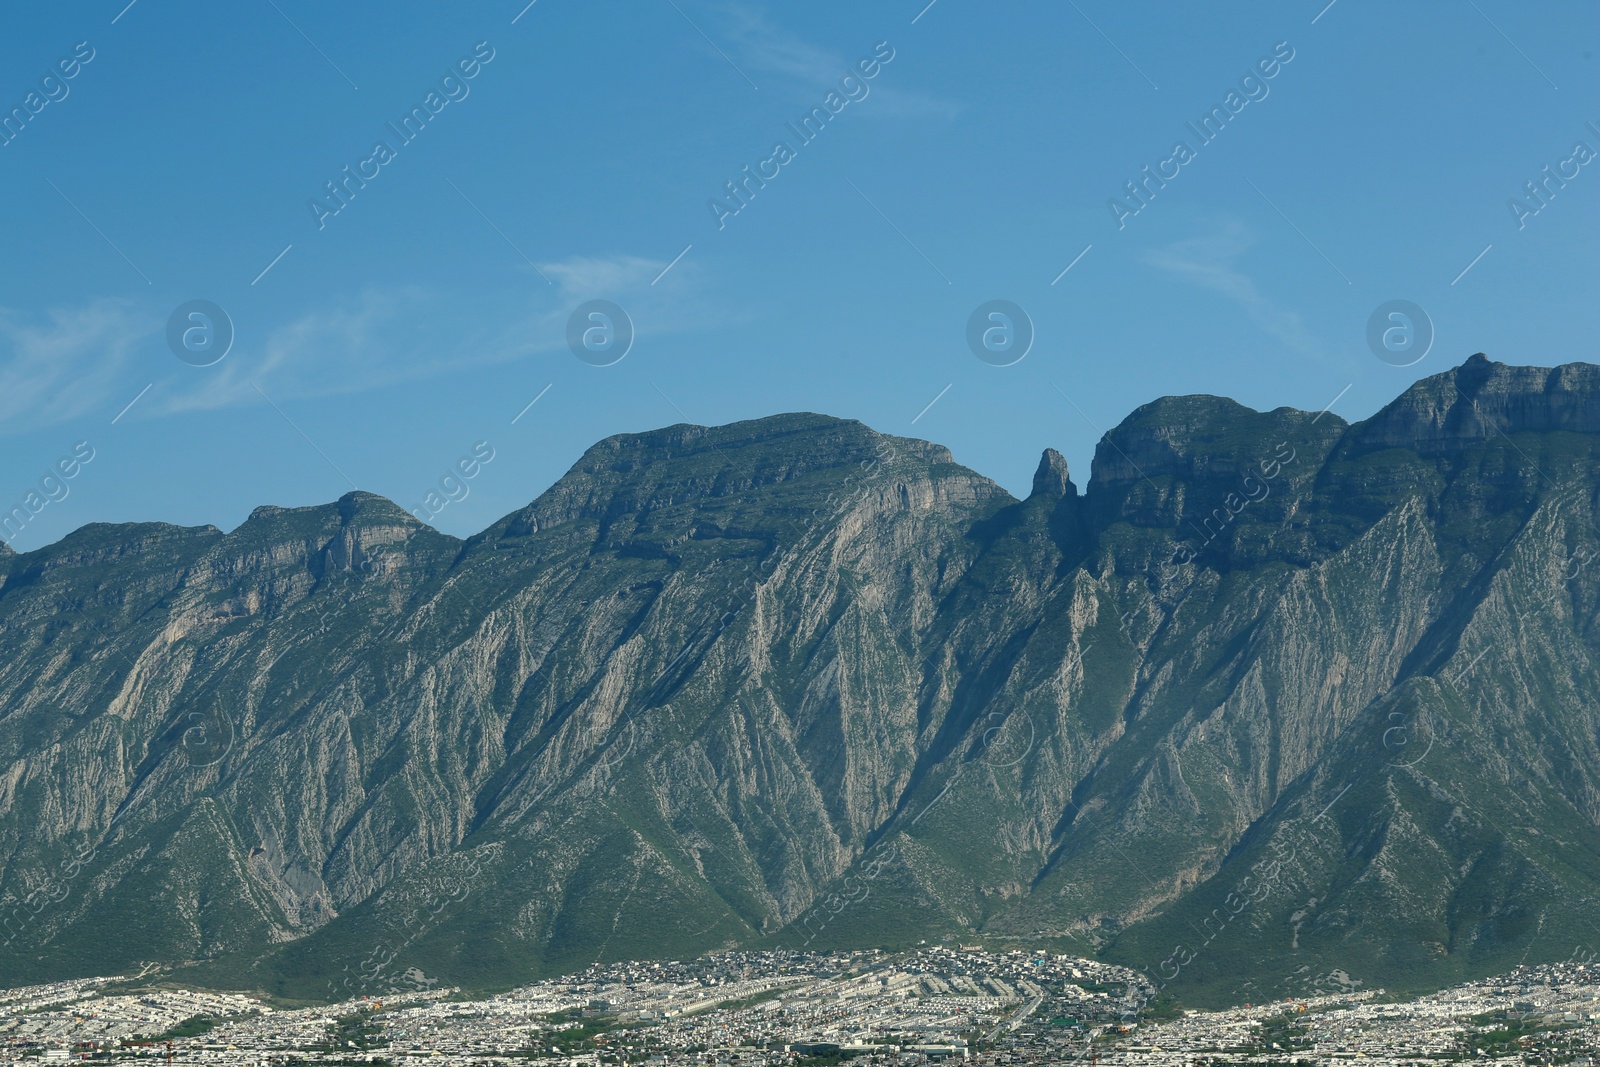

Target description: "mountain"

left=0, top=354, right=1597, bottom=1006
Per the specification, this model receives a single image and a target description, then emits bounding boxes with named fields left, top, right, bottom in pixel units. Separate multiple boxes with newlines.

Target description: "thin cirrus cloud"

left=1142, top=223, right=1327, bottom=363
left=165, top=252, right=715, bottom=415
left=539, top=254, right=675, bottom=302
left=0, top=299, right=154, bottom=437
left=150, top=286, right=453, bottom=418
left=0, top=253, right=716, bottom=431
left=297, top=260, right=692, bottom=388
left=713, top=4, right=962, bottom=120
left=534, top=250, right=729, bottom=336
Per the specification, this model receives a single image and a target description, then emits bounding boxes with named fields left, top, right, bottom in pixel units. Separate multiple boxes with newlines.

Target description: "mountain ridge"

left=16, top=354, right=1597, bottom=559
left=0, top=352, right=1596, bottom=1008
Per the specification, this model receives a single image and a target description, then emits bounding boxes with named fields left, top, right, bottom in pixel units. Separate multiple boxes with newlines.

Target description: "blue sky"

left=1, top=0, right=1596, bottom=549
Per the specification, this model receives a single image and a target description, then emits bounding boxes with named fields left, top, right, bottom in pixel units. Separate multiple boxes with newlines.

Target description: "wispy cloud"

left=714, top=4, right=962, bottom=120
left=1143, top=223, right=1325, bottom=362
left=718, top=5, right=842, bottom=83
left=153, top=286, right=443, bottom=417
left=0, top=300, right=153, bottom=435
left=540, top=254, right=671, bottom=302
left=533, top=249, right=737, bottom=342
left=0, top=249, right=724, bottom=434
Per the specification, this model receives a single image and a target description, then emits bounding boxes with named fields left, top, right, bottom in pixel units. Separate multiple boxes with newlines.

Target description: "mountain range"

left=1, top=352, right=1598, bottom=1007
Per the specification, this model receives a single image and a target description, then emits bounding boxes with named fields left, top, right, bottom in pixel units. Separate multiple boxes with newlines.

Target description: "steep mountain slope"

left=0, top=357, right=1595, bottom=1005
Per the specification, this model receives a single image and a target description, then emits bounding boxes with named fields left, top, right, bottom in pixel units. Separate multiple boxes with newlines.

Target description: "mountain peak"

left=239, top=491, right=424, bottom=532
left=1090, top=393, right=1339, bottom=488
left=1352, top=353, right=1600, bottom=455
left=1030, top=447, right=1073, bottom=498
left=484, top=411, right=985, bottom=542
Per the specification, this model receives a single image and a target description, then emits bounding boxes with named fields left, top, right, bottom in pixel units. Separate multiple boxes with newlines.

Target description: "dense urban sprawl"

left=2, top=951, right=1596, bottom=1067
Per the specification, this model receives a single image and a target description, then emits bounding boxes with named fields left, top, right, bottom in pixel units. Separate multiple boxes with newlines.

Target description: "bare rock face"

left=1352, top=353, right=1600, bottom=454
left=0, top=356, right=1596, bottom=1007
left=1031, top=448, right=1073, bottom=499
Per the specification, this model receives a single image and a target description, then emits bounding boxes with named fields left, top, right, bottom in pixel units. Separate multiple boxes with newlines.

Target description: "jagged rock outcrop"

left=1031, top=448, right=1073, bottom=499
